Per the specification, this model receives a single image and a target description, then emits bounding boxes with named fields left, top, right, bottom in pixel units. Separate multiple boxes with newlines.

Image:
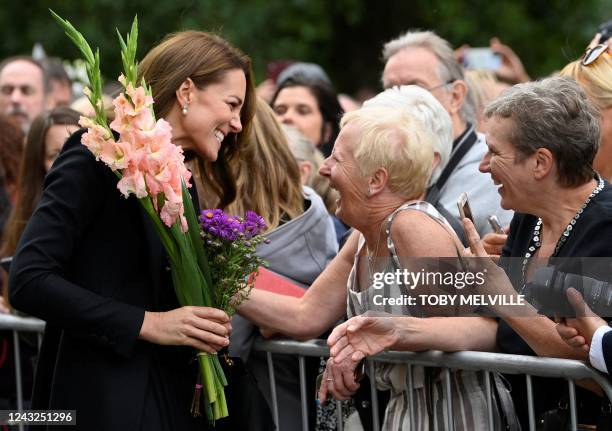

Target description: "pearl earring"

left=182, top=104, right=189, bottom=116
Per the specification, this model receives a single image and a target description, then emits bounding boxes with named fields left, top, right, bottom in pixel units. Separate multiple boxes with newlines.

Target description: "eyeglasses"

left=426, top=80, right=455, bottom=92
left=582, top=43, right=610, bottom=66
left=390, top=80, right=455, bottom=93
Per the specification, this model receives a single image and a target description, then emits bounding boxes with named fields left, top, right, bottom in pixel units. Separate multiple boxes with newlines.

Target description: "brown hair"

left=2, top=107, right=80, bottom=258
left=138, top=30, right=256, bottom=208
left=0, top=115, right=24, bottom=203
left=223, top=98, right=303, bottom=231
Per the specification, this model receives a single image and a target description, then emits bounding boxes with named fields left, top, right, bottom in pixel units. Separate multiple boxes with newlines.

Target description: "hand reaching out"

left=328, top=315, right=399, bottom=363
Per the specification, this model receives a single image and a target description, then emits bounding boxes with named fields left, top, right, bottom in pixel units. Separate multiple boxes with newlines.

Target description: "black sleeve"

left=9, top=131, right=145, bottom=358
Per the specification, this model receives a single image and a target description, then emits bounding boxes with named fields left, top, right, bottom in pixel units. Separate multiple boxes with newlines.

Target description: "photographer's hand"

left=556, top=288, right=607, bottom=349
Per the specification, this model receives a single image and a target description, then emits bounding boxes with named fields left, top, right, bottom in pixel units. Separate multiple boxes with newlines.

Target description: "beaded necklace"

left=521, top=175, right=604, bottom=284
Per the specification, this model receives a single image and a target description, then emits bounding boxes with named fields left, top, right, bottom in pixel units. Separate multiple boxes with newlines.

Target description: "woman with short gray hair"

left=467, top=76, right=612, bottom=428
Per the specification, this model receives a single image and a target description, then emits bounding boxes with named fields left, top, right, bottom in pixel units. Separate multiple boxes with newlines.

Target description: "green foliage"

left=3, top=0, right=610, bottom=95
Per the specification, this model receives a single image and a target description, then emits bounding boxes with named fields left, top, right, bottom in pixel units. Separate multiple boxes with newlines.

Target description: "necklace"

left=521, top=175, right=604, bottom=283
left=366, top=222, right=386, bottom=283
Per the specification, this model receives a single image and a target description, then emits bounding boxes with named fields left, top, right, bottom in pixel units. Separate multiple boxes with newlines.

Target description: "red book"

left=252, top=267, right=306, bottom=298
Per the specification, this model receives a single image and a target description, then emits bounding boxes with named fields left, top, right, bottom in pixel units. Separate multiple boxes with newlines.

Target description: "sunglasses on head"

left=582, top=43, right=610, bottom=66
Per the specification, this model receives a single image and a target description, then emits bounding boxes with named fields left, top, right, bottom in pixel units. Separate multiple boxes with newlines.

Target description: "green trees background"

left=3, top=0, right=610, bottom=94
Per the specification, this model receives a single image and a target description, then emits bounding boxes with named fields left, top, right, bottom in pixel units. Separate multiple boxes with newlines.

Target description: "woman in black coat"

left=9, top=30, right=256, bottom=431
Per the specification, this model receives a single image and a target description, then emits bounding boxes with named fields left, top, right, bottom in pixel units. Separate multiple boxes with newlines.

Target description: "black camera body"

left=526, top=265, right=612, bottom=317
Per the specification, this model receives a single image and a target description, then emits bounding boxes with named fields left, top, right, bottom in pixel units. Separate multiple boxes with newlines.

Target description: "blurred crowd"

left=1, top=18, right=612, bottom=431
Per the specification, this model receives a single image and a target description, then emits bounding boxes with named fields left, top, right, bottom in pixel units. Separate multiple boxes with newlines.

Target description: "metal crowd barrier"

left=0, top=314, right=45, bottom=431
left=253, top=337, right=612, bottom=431
left=2, top=314, right=612, bottom=431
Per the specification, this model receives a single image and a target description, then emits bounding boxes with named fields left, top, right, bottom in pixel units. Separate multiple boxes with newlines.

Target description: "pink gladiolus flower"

left=117, top=165, right=147, bottom=199
left=82, top=78, right=191, bottom=230
left=81, top=124, right=114, bottom=160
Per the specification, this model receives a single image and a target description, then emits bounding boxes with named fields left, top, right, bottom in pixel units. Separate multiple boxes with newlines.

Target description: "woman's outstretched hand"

left=139, top=306, right=231, bottom=353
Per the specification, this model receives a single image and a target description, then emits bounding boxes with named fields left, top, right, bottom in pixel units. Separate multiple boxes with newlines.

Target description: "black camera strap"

left=426, top=123, right=478, bottom=206
left=426, top=124, right=478, bottom=245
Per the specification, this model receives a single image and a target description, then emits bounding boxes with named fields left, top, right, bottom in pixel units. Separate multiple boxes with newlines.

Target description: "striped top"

left=346, top=201, right=508, bottom=430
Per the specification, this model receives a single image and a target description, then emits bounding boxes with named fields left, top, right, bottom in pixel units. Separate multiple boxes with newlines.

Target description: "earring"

left=367, top=187, right=372, bottom=196
left=182, top=104, right=189, bottom=116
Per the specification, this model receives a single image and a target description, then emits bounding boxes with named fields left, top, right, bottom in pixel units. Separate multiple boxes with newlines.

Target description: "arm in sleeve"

left=9, top=132, right=145, bottom=357
left=590, top=325, right=612, bottom=374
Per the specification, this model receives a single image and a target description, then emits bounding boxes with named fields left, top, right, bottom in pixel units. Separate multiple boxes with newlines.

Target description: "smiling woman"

left=8, top=30, right=256, bottom=431
left=271, top=73, right=343, bottom=157
left=476, top=76, right=612, bottom=429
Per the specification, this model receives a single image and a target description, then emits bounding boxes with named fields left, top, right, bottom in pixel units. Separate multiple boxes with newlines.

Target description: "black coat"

left=9, top=129, right=202, bottom=430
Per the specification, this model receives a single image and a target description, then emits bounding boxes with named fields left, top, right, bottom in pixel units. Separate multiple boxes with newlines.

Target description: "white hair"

left=363, top=85, right=452, bottom=187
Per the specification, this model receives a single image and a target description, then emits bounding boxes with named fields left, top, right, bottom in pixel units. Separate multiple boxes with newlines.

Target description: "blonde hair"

left=224, top=98, right=304, bottom=231
left=559, top=52, right=612, bottom=110
left=341, top=106, right=434, bottom=199
left=283, top=124, right=338, bottom=214
left=363, top=85, right=452, bottom=187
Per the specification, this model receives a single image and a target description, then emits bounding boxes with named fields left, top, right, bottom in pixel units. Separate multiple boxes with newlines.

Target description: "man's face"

left=382, top=47, right=453, bottom=115
left=0, top=60, right=46, bottom=131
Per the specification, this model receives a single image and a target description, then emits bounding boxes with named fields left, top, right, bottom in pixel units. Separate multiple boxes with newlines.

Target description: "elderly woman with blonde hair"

left=238, top=86, right=513, bottom=430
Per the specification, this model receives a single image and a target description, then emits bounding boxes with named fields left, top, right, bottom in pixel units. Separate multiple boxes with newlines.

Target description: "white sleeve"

left=589, top=325, right=612, bottom=374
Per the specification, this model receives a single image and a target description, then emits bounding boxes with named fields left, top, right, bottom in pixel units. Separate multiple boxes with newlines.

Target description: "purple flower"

left=200, top=209, right=243, bottom=241
left=242, top=210, right=267, bottom=239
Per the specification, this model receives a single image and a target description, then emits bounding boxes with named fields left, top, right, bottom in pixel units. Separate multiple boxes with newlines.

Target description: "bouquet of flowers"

left=51, top=12, right=260, bottom=423
left=199, top=209, right=268, bottom=314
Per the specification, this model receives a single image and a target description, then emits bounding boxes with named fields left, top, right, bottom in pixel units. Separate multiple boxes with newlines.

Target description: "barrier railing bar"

left=568, top=379, right=577, bottom=431
left=5, top=315, right=612, bottom=431
left=298, top=355, right=308, bottom=431
left=442, top=368, right=454, bottom=431
left=407, top=364, right=415, bottom=431
left=526, top=374, right=535, bottom=431
left=266, top=351, right=279, bottom=429
left=484, top=371, right=494, bottom=431
left=253, top=339, right=612, bottom=402
left=13, top=330, right=24, bottom=431
left=335, top=400, right=343, bottom=431
left=367, top=359, right=380, bottom=431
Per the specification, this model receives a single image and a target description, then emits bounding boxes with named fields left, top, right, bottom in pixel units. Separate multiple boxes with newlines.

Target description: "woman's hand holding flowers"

left=139, top=306, right=231, bottom=354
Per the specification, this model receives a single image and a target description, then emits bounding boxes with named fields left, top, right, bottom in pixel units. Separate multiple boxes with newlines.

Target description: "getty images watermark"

left=370, top=267, right=526, bottom=308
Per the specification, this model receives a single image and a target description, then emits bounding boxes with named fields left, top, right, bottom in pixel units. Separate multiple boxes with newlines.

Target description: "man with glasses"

left=382, top=30, right=512, bottom=238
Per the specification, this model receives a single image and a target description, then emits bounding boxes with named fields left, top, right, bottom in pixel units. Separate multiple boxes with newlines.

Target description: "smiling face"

left=480, top=116, right=534, bottom=211
left=319, top=122, right=368, bottom=226
left=273, top=86, right=324, bottom=146
left=45, top=124, right=79, bottom=172
left=177, top=68, right=246, bottom=161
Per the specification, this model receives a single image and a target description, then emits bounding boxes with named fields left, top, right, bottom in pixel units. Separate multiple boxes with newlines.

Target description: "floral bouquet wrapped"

left=51, top=11, right=253, bottom=422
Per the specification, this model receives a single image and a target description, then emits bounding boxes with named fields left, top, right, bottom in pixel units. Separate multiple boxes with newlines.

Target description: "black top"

left=497, top=180, right=612, bottom=427
left=9, top=130, right=207, bottom=431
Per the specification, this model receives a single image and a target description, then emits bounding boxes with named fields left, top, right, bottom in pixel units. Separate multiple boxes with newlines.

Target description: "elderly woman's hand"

left=556, top=288, right=607, bottom=351
left=328, top=315, right=399, bottom=363
left=317, top=354, right=363, bottom=404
